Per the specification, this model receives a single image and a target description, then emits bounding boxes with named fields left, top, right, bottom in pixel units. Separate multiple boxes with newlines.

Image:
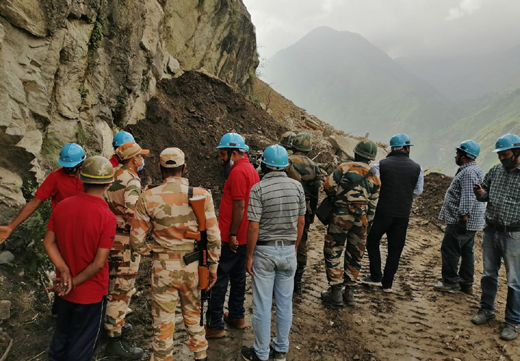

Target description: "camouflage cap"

left=292, top=133, right=313, bottom=152
left=354, top=139, right=378, bottom=160
left=80, top=156, right=115, bottom=184
left=279, top=131, right=297, bottom=148
left=116, top=142, right=150, bottom=161
left=160, top=147, right=185, bottom=168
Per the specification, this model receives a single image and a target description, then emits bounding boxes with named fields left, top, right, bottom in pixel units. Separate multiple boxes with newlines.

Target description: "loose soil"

left=1, top=74, right=518, bottom=361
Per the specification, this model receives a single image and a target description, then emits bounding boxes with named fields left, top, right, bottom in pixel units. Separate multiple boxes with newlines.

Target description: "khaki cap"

left=116, top=142, right=150, bottom=161
left=160, top=147, right=185, bottom=168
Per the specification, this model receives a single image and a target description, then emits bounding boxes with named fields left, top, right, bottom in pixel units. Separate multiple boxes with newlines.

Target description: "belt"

left=486, top=222, right=520, bottom=232
left=153, top=252, right=184, bottom=260
left=257, top=240, right=296, bottom=246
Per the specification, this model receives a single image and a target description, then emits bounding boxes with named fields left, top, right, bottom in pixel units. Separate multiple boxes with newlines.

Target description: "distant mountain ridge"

left=262, top=26, right=456, bottom=167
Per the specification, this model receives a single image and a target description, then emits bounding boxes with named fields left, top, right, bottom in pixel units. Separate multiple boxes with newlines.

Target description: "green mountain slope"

left=439, top=88, right=520, bottom=174
left=262, top=26, right=456, bottom=167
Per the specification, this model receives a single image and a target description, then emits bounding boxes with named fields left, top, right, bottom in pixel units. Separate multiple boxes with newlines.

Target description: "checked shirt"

left=439, top=162, right=485, bottom=231
left=478, top=164, right=520, bottom=226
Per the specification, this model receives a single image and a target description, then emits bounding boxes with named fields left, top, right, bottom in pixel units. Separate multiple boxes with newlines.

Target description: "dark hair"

left=160, top=164, right=184, bottom=177
left=83, top=183, right=109, bottom=192
left=354, top=153, right=371, bottom=164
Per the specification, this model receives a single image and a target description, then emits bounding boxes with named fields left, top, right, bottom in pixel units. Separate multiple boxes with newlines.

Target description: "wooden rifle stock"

left=187, top=194, right=211, bottom=326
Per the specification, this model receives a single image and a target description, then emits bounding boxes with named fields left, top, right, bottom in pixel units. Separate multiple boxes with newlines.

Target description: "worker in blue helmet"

left=241, top=145, right=306, bottom=361
left=434, top=140, right=485, bottom=295
left=471, top=133, right=520, bottom=341
left=0, top=143, right=86, bottom=316
left=206, top=133, right=260, bottom=339
left=362, top=133, right=424, bottom=292
left=110, top=131, right=135, bottom=168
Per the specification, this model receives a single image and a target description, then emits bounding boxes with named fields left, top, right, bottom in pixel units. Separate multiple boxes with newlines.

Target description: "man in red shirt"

left=43, top=156, right=116, bottom=361
left=0, top=143, right=86, bottom=243
left=109, top=131, right=135, bottom=168
left=206, top=133, right=260, bottom=338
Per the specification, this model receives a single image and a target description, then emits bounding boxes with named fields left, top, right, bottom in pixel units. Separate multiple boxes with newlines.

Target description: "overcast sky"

left=243, top=0, right=520, bottom=60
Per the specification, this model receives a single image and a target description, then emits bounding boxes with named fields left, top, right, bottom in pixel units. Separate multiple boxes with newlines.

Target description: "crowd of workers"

left=0, top=128, right=519, bottom=361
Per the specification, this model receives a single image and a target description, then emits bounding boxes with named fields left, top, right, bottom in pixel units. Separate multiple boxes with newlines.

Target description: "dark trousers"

left=49, top=296, right=107, bottom=361
left=206, top=242, right=246, bottom=330
left=366, top=215, right=410, bottom=289
left=441, top=224, right=476, bottom=285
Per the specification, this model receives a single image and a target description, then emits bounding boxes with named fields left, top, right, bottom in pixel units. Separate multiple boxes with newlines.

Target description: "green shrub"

left=89, top=21, right=104, bottom=50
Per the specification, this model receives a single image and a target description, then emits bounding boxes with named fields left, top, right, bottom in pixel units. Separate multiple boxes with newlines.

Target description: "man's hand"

left=0, top=226, right=13, bottom=244
left=206, top=271, right=217, bottom=291
left=229, top=236, right=239, bottom=253
left=55, top=267, right=73, bottom=296
left=245, top=255, right=253, bottom=276
left=473, top=184, right=484, bottom=197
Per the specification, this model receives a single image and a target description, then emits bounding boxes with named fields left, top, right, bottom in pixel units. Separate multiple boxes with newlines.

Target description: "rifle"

left=183, top=188, right=210, bottom=326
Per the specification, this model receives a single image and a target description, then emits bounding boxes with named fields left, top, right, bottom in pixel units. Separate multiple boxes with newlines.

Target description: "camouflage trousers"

left=105, top=233, right=141, bottom=338
left=151, top=256, right=207, bottom=361
left=296, top=222, right=311, bottom=275
left=324, top=208, right=368, bottom=287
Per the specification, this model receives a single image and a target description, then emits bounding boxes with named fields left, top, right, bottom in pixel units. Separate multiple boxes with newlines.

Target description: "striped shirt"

left=247, top=172, right=306, bottom=242
left=438, top=162, right=485, bottom=231
left=478, top=163, right=520, bottom=226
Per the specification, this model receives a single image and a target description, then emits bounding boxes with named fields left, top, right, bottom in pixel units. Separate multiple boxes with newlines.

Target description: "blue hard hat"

left=113, top=131, right=135, bottom=147
left=261, top=145, right=289, bottom=168
left=216, top=133, right=248, bottom=150
left=58, top=143, right=86, bottom=167
left=389, top=133, right=413, bottom=147
left=493, top=134, right=520, bottom=152
left=457, top=140, right=480, bottom=158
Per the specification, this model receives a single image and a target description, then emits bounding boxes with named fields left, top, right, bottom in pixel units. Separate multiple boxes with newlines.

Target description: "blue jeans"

left=252, top=244, right=297, bottom=361
left=480, top=227, right=520, bottom=326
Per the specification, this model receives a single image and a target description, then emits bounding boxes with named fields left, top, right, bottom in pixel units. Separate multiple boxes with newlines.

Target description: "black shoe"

left=241, top=346, right=265, bottom=361
left=270, top=345, right=287, bottom=361
left=460, top=283, right=473, bottom=295
left=105, top=338, right=144, bottom=359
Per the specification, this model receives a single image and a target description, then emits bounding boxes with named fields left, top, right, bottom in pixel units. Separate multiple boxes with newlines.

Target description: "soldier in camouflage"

left=104, top=142, right=149, bottom=359
left=279, top=131, right=297, bottom=153
left=130, top=147, right=221, bottom=361
left=321, top=139, right=381, bottom=307
left=285, top=133, right=322, bottom=294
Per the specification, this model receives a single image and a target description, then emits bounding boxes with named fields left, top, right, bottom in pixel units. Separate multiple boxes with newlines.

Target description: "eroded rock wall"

left=0, top=0, right=258, bottom=223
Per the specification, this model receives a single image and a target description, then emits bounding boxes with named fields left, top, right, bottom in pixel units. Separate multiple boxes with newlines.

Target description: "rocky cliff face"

left=0, top=0, right=258, bottom=222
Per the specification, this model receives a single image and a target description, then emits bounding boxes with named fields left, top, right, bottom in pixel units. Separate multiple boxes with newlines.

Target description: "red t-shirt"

left=34, top=168, right=84, bottom=209
left=219, top=156, right=260, bottom=245
left=109, top=154, right=119, bottom=168
left=47, top=193, right=116, bottom=304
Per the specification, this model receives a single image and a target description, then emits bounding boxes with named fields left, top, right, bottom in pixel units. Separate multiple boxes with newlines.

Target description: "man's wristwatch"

left=229, top=233, right=237, bottom=237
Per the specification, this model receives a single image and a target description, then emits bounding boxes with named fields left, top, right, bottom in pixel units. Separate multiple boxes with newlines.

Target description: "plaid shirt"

left=477, top=163, right=520, bottom=226
left=439, top=162, right=485, bottom=231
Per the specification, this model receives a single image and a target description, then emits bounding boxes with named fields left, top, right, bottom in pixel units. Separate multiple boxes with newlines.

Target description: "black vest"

left=376, top=151, right=421, bottom=218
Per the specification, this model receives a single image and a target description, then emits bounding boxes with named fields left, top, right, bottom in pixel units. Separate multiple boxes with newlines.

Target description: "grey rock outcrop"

left=0, top=0, right=258, bottom=222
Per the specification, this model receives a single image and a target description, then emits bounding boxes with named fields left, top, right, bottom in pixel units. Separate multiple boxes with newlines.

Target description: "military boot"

left=294, top=273, right=303, bottom=295
left=105, top=337, right=144, bottom=359
left=343, top=286, right=355, bottom=306
left=321, top=285, right=344, bottom=306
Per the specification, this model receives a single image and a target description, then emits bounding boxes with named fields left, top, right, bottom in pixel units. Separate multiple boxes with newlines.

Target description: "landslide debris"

left=129, top=71, right=287, bottom=198
left=412, top=172, right=453, bottom=224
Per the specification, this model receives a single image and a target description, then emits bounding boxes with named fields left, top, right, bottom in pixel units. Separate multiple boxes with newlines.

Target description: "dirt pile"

left=413, top=172, right=453, bottom=224
left=128, top=71, right=287, bottom=200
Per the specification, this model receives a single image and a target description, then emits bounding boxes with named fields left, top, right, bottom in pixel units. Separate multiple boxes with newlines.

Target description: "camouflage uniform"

left=286, top=153, right=321, bottom=276
left=130, top=148, right=221, bottom=361
left=104, top=164, right=142, bottom=338
left=323, top=162, right=380, bottom=286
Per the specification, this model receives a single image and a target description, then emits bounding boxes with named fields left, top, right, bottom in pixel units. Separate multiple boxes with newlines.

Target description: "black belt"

left=257, top=240, right=296, bottom=246
left=486, top=222, right=520, bottom=232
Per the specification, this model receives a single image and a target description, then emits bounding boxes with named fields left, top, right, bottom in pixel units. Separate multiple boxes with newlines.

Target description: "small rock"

left=0, top=300, right=12, bottom=320
left=0, top=251, right=14, bottom=265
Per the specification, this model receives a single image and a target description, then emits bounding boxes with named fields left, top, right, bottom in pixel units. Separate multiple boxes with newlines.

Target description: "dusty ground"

left=2, top=172, right=519, bottom=361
